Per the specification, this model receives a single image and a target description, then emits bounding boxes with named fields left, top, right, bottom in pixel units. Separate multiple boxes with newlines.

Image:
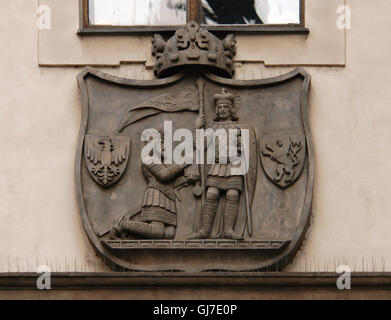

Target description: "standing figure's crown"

left=214, top=88, right=234, bottom=105
left=152, top=21, right=236, bottom=78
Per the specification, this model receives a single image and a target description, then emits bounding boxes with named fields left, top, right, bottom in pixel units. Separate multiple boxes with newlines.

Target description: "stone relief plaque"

left=76, top=22, right=313, bottom=272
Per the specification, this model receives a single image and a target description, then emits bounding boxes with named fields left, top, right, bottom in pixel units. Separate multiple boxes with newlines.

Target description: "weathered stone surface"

left=76, top=65, right=313, bottom=272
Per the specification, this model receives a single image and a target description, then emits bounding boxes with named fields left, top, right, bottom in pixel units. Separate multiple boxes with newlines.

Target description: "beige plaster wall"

left=0, top=0, right=390, bottom=273
left=38, top=0, right=346, bottom=67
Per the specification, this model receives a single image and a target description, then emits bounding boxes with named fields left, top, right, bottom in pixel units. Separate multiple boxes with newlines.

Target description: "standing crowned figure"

left=189, top=88, right=256, bottom=240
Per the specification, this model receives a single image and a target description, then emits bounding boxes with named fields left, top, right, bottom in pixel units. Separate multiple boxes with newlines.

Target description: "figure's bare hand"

left=142, top=156, right=160, bottom=169
left=195, top=115, right=206, bottom=129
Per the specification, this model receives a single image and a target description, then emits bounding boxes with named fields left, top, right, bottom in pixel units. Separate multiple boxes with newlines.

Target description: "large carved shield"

left=76, top=67, right=313, bottom=272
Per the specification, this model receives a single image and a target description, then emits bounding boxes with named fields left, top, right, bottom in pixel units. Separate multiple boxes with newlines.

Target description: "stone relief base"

left=102, top=239, right=290, bottom=251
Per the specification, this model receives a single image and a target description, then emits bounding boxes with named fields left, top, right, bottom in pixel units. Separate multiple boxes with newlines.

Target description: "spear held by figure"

left=191, top=78, right=206, bottom=232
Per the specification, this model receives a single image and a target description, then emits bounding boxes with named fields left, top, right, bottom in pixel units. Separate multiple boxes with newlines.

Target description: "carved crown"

left=214, top=88, right=234, bottom=105
left=152, top=21, right=236, bottom=78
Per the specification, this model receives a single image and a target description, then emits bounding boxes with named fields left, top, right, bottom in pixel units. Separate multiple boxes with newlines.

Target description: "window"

left=88, top=0, right=187, bottom=26
left=80, top=0, right=307, bottom=34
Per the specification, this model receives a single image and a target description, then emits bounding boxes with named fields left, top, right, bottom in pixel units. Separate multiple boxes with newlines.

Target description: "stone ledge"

left=0, top=272, right=391, bottom=289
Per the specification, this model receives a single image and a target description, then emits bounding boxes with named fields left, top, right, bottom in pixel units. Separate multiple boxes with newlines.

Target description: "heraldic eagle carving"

left=84, top=135, right=130, bottom=187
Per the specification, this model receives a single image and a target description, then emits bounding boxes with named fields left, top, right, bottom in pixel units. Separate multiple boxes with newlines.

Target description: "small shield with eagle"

left=260, top=134, right=306, bottom=189
left=84, top=135, right=130, bottom=188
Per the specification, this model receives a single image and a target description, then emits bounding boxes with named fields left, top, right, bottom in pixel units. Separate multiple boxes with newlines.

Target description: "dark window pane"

left=202, top=0, right=300, bottom=25
left=89, top=0, right=187, bottom=26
